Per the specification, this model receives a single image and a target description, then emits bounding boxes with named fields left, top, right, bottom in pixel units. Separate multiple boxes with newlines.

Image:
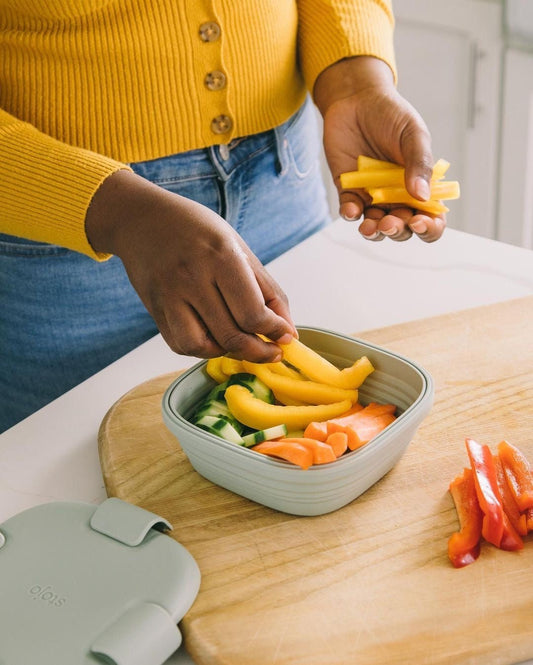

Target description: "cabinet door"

left=497, top=48, right=533, bottom=249
left=392, top=0, right=502, bottom=238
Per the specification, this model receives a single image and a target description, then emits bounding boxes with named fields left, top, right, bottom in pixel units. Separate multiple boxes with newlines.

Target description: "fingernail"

left=410, top=220, right=428, bottom=234
left=414, top=177, right=431, bottom=201
left=381, top=226, right=398, bottom=236
left=277, top=333, right=294, bottom=345
left=362, top=231, right=380, bottom=240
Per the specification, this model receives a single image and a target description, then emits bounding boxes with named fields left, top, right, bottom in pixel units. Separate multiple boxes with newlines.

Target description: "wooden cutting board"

left=99, top=296, right=533, bottom=665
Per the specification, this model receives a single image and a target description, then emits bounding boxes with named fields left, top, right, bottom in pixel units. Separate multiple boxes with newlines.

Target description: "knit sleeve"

left=296, top=0, right=397, bottom=93
left=0, top=109, right=132, bottom=261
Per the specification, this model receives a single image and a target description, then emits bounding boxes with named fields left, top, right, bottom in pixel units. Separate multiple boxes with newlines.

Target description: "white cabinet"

left=392, top=0, right=503, bottom=238
left=497, top=49, right=533, bottom=249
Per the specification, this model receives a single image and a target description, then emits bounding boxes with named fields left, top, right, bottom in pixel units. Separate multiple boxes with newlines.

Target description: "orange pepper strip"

left=252, top=440, right=313, bottom=470
left=325, top=431, right=349, bottom=457
left=278, top=437, right=337, bottom=465
left=493, top=454, right=528, bottom=536
left=465, top=438, right=505, bottom=547
left=497, top=440, right=533, bottom=512
left=448, top=467, right=483, bottom=568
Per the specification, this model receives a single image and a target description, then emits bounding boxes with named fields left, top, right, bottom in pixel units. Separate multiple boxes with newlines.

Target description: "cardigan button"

left=210, top=115, right=233, bottom=135
left=199, top=21, right=221, bottom=42
left=204, top=70, right=226, bottom=91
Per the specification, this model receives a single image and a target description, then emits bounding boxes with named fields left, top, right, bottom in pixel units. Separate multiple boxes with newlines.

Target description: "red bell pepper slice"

left=448, top=467, right=483, bottom=568
left=465, top=438, right=505, bottom=547
left=498, top=512, right=524, bottom=551
left=493, top=454, right=528, bottom=536
left=497, top=440, right=533, bottom=512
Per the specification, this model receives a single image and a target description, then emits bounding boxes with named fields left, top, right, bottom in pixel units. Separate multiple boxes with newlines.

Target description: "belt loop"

left=274, top=124, right=289, bottom=176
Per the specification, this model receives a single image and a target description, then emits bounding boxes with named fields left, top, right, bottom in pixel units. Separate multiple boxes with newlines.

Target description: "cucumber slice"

left=227, top=372, right=275, bottom=404
left=192, top=399, right=243, bottom=433
left=195, top=415, right=244, bottom=445
left=242, top=424, right=288, bottom=447
left=205, top=380, right=229, bottom=402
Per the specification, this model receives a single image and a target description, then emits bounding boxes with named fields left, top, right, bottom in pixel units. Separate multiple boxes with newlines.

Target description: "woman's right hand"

left=85, top=169, right=296, bottom=362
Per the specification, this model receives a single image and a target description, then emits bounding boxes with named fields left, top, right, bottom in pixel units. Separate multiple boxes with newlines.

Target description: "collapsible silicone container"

left=162, top=327, right=434, bottom=516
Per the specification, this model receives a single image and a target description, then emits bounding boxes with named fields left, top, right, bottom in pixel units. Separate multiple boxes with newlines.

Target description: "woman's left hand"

left=314, top=56, right=445, bottom=243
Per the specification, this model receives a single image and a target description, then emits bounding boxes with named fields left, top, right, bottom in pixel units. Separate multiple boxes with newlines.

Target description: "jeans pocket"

left=0, top=233, right=70, bottom=257
left=283, top=98, right=321, bottom=180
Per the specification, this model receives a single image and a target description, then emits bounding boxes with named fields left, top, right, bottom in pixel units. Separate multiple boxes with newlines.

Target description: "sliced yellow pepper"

left=205, top=357, right=227, bottom=383
left=220, top=357, right=245, bottom=376
left=340, top=158, right=451, bottom=190
left=277, top=338, right=374, bottom=390
left=225, top=385, right=352, bottom=430
left=242, top=360, right=358, bottom=405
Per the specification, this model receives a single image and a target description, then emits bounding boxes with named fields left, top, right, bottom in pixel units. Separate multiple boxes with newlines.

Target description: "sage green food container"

left=162, top=327, right=434, bottom=516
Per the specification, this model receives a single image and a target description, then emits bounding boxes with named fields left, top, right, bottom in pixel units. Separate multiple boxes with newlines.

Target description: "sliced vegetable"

left=227, top=372, right=275, bottom=404
left=192, top=399, right=243, bottom=433
left=272, top=336, right=374, bottom=390
left=465, top=438, right=505, bottom=547
left=242, top=424, right=288, bottom=447
left=303, top=420, right=328, bottom=442
left=195, top=415, right=244, bottom=445
left=277, top=437, right=337, bottom=465
left=493, top=454, right=528, bottom=536
left=325, top=431, right=349, bottom=457
left=264, top=361, right=304, bottom=380
left=206, top=357, right=228, bottom=384
left=448, top=467, right=483, bottom=568
left=339, top=159, right=450, bottom=190
left=497, top=439, right=533, bottom=512
left=252, top=440, right=313, bottom=470
left=220, top=357, right=245, bottom=376
left=224, top=384, right=352, bottom=431
left=241, top=360, right=359, bottom=405
left=205, top=379, right=229, bottom=402
left=326, top=402, right=396, bottom=450
left=340, top=155, right=458, bottom=216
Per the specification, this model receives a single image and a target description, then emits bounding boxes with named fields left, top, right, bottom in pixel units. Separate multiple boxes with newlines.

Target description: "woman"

left=0, top=1, right=443, bottom=431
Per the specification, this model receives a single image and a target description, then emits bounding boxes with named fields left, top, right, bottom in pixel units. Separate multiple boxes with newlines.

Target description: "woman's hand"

left=85, top=170, right=296, bottom=362
left=314, top=56, right=445, bottom=243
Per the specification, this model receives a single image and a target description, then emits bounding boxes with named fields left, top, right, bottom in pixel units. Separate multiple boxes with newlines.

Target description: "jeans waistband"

left=131, top=96, right=310, bottom=183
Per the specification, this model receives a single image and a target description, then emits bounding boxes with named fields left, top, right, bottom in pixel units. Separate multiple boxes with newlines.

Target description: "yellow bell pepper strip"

left=356, top=155, right=400, bottom=172
left=465, top=438, right=505, bottom=547
left=368, top=180, right=460, bottom=207
left=205, top=357, right=228, bottom=383
left=497, top=439, right=533, bottom=512
left=337, top=357, right=375, bottom=390
left=272, top=391, right=309, bottom=407
left=224, top=384, right=352, bottom=431
left=220, top=357, right=244, bottom=376
left=272, top=336, right=374, bottom=390
left=264, top=361, right=304, bottom=380
left=339, top=158, right=451, bottom=190
left=448, top=467, right=483, bottom=568
left=241, top=360, right=359, bottom=405
left=356, top=154, right=450, bottom=176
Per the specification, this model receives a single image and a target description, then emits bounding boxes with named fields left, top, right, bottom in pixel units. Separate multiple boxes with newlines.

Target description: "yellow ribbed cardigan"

left=0, top=0, right=395, bottom=259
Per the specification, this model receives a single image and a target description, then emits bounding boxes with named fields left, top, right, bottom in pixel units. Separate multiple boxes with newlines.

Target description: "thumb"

left=401, top=122, right=434, bottom=202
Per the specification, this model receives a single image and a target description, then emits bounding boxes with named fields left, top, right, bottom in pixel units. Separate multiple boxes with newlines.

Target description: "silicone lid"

left=0, top=498, right=200, bottom=664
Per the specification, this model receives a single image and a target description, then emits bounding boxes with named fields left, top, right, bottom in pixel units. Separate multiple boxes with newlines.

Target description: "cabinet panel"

left=393, top=0, right=502, bottom=238
left=497, top=48, right=533, bottom=249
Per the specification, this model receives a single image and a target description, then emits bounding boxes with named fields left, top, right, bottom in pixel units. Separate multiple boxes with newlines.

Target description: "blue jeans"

left=0, top=97, right=330, bottom=432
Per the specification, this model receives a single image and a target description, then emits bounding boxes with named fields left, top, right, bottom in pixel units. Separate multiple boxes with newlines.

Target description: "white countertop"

left=1, top=219, right=533, bottom=665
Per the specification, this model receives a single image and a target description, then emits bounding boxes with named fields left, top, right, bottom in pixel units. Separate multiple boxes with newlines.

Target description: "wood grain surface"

left=99, top=296, right=533, bottom=665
